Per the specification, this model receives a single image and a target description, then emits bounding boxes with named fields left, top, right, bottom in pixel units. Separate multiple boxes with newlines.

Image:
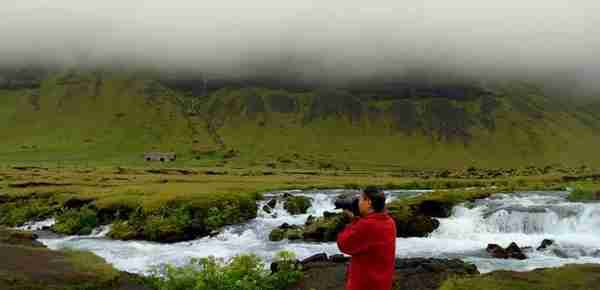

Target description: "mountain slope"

left=1, top=71, right=599, bottom=169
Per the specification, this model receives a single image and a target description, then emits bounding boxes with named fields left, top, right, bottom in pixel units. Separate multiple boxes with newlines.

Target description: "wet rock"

left=305, top=215, right=316, bottom=226
left=284, top=196, right=313, bottom=215
left=262, top=199, right=277, bottom=214
left=262, top=204, right=272, bottom=214
left=506, top=242, right=527, bottom=260
left=537, top=239, right=555, bottom=251
left=487, top=244, right=508, bottom=259
left=417, top=200, right=453, bottom=218
left=301, top=253, right=328, bottom=265
left=393, top=215, right=440, bottom=238
left=329, top=254, right=350, bottom=263
left=487, top=242, right=527, bottom=260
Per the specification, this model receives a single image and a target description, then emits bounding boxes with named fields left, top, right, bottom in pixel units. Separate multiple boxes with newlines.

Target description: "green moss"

left=61, top=248, right=120, bottom=285
left=302, top=213, right=348, bottom=242
left=107, top=221, right=138, bottom=240
left=53, top=207, right=99, bottom=235
left=269, top=228, right=285, bottom=242
left=0, top=200, right=56, bottom=227
left=567, top=188, right=600, bottom=202
left=284, top=196, right=312, bottom=215
left=143, top=206, right=192, bottom=242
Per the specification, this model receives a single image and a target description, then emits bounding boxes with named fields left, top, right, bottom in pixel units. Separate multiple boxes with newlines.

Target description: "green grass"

left=568, top=188, right=600, bottom=202
left=61, top=248, right=120, bottom=285
left=1, top=72, right=600, bottom=170
left=440, top=264, right=600, bottom=290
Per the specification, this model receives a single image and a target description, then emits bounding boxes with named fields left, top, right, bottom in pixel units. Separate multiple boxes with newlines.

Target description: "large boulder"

left=286, top=256, right=479, bottom=290
left=393, top=214, right=440, bottom=238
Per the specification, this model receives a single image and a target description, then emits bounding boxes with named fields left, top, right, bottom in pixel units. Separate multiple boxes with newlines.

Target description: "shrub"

left=0, top=201, right=56, bottom=227
left=143, top=206, right=192, bottom=242
left=53, top=206, right=99, bottom=235
left=149, top=251, right=302, bottom=290
left=107, top=220, right=138, bottom=240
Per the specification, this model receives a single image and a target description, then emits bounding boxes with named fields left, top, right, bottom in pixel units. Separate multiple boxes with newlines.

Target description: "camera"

left=334, top=195, right=360, bottom=217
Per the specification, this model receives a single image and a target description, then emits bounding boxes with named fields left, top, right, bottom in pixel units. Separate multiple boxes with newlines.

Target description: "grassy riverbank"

left=1, top=165, right=596, bottom=242
left=440, top=264, right=600, bottom=290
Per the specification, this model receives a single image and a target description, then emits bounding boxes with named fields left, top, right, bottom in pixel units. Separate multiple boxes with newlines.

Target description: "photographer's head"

left=359, top=186, right=386, bottom=216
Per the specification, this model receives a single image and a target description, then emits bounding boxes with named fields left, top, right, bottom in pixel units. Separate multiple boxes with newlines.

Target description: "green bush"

left=143, top=206, right=192, bottom=242
left=0, top=201, right=56, bottom=227
left=149, top=251, right=302, bottom=290
left=567, top=188, right=599, bottom=202
left=53, top=206, right=99, bottom=235
left=107, top=220, right=138, bottom=240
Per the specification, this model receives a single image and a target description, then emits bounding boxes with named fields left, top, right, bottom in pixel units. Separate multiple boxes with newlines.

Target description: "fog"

left=1, top=0, right=598, bottom=89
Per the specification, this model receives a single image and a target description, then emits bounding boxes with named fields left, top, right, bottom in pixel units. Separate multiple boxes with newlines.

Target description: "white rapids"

left=34, top=189, right=600, bottom=275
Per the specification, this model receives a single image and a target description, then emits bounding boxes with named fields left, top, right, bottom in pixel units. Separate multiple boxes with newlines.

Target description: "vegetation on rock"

left=283, top=196, right=312, bottom=215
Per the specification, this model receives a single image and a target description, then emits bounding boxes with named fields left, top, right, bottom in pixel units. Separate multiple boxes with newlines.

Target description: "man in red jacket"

left=337, top=186, right=397, bottom=290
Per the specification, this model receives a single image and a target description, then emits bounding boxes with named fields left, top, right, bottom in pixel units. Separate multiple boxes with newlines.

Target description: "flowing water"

left=33, top=190, right=600, bottom=275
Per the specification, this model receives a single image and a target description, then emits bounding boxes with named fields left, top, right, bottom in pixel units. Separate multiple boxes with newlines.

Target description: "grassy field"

left=1, top=71, right=600, bottom=170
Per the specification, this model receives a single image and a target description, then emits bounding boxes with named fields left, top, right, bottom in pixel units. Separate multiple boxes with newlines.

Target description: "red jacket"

left=337, top=212, right=396, bottom=290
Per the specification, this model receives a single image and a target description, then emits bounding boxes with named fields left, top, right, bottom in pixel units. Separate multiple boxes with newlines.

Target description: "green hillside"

left=1, top=70, right=599, bottom=170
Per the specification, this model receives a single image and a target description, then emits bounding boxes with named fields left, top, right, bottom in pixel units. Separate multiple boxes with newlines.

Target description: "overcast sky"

left=1, top=1, right=598, bottom=87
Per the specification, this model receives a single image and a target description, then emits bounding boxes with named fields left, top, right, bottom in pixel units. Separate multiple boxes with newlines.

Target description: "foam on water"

left=37, top=190, right=600, bottom=274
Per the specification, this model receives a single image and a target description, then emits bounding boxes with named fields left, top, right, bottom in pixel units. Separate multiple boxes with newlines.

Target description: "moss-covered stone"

left=387, top=189, right=493, bottom=237
left=284, top=196, right=312, bottom=215
left=269, top=228, right=286, bottom=242
left=301, top=212, right=348, bottom=242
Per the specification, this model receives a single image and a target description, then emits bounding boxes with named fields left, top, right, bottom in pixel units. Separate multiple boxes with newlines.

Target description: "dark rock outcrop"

left=487, top=242, right=527, bottom=260
left=537, top=239, right=555, bottom=251
left=262, top=199, right=277, bottom=214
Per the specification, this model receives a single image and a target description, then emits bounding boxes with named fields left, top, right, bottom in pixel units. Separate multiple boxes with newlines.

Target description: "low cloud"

left=1, top=0, right=597, bottom=90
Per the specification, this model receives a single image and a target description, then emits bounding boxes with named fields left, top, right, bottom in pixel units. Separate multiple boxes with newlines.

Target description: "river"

left=24, top=189, right=600, bottom=275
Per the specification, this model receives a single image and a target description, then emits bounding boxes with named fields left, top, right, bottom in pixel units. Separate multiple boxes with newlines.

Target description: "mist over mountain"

left=1, top=1, right=598, bottom=92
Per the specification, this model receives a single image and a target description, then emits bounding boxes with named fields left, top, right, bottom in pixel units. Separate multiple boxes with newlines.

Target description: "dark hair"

left=362, top=186, right=385, bottom=212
